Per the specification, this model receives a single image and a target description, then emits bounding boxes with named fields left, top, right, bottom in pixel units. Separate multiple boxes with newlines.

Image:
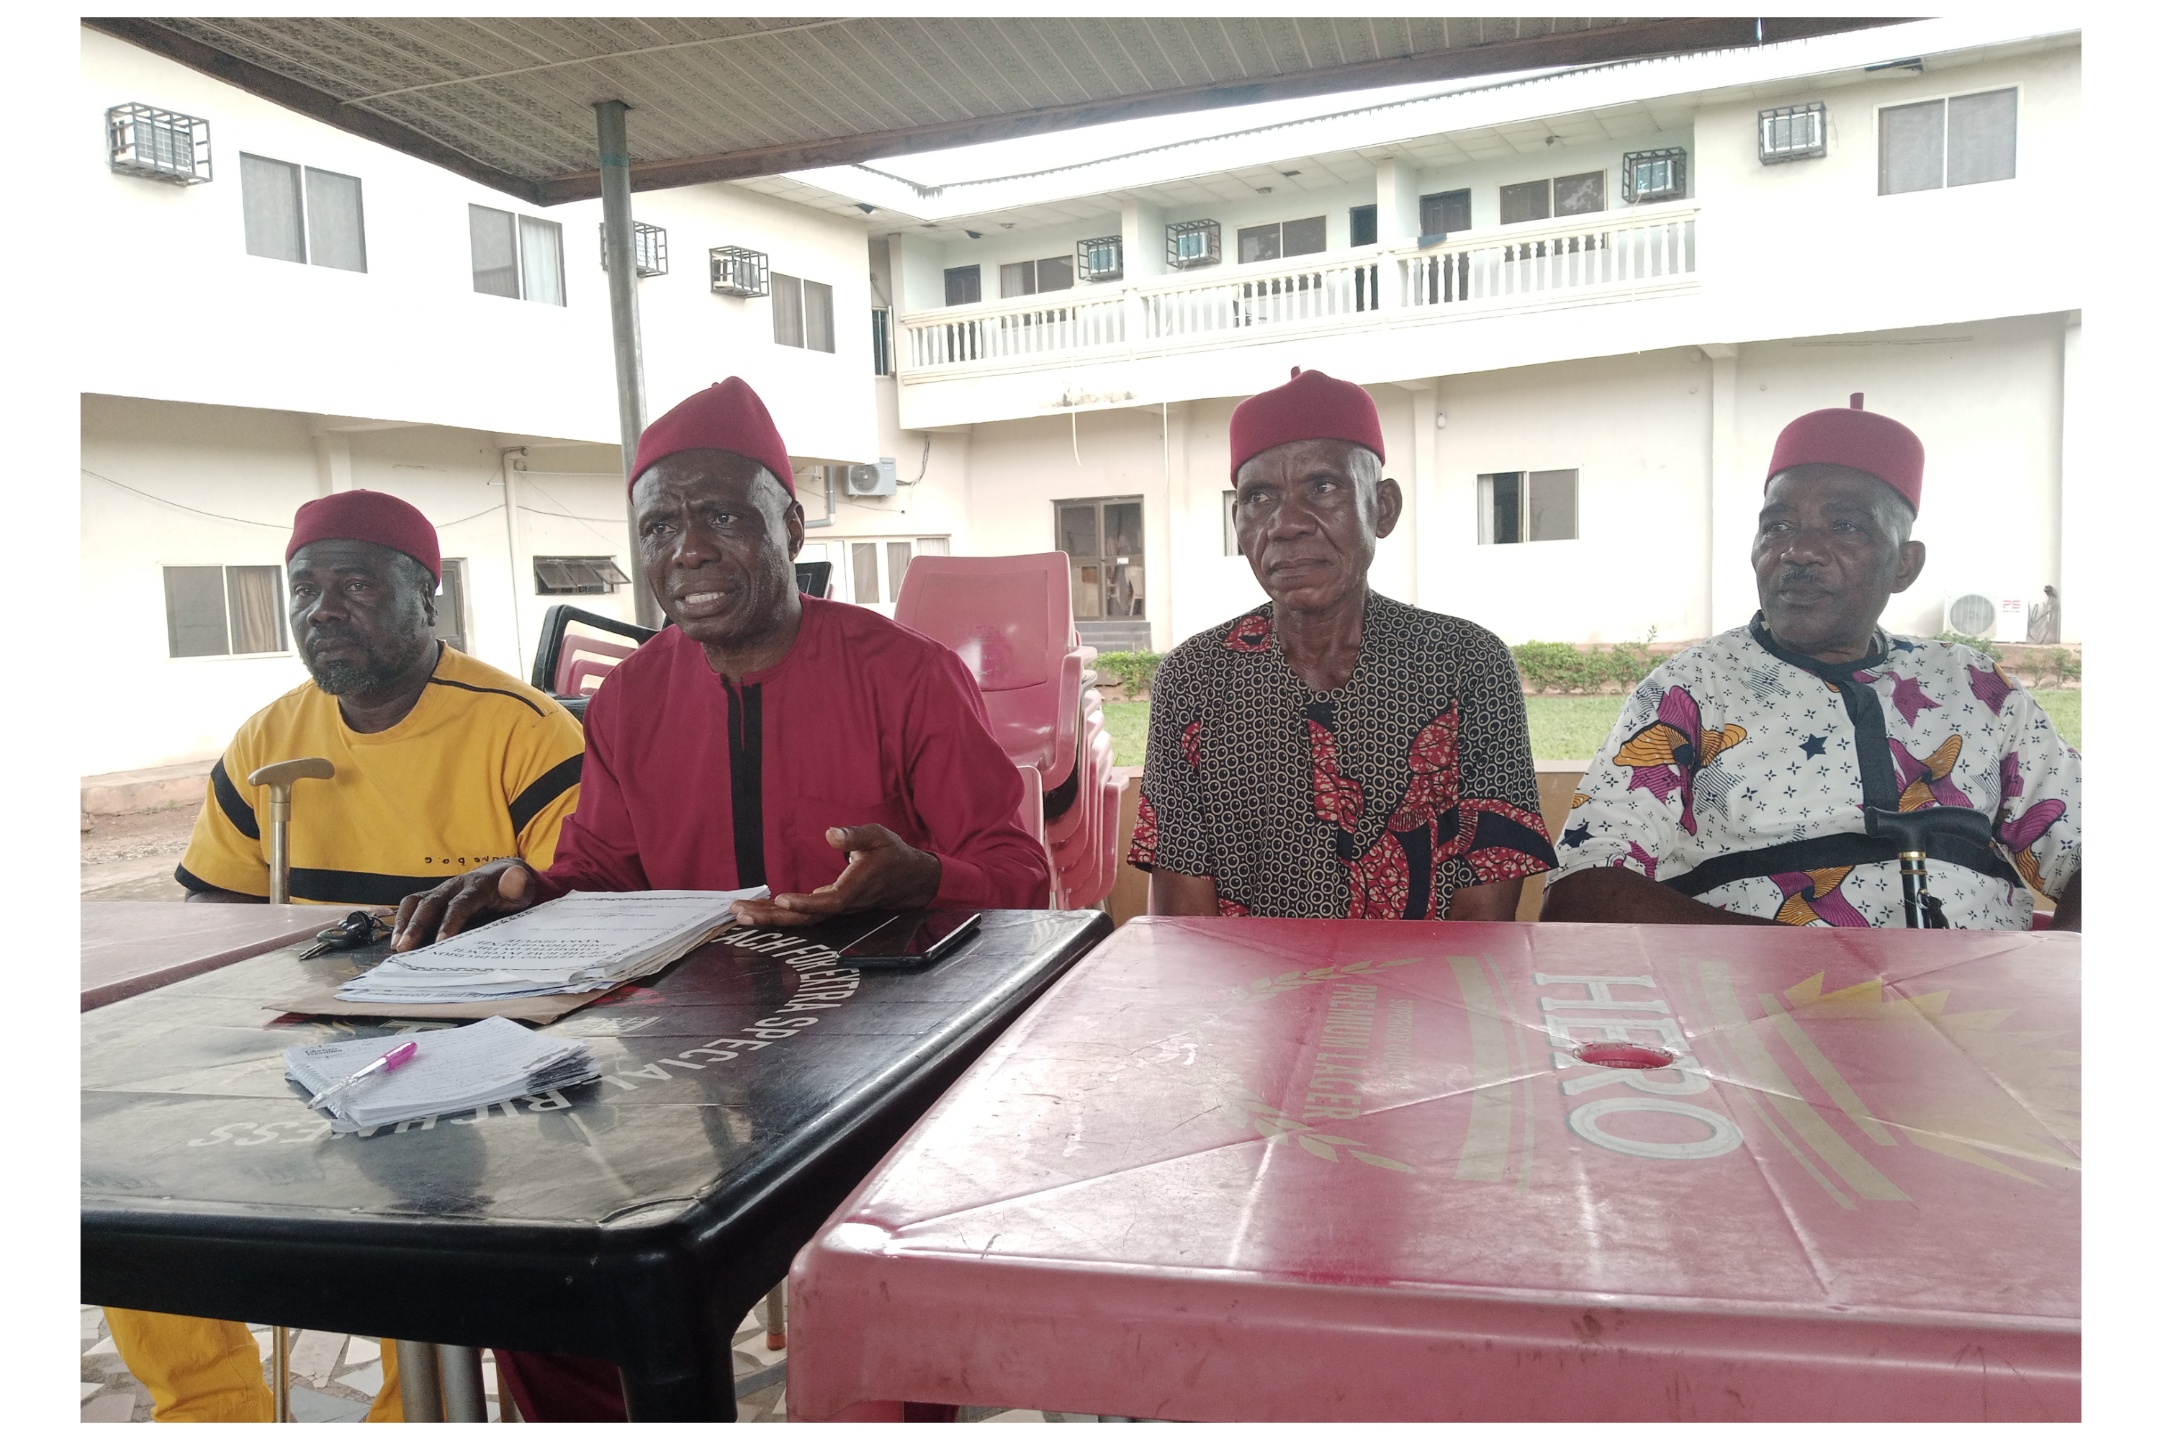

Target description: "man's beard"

left=305, top=635, right=430, bottom=696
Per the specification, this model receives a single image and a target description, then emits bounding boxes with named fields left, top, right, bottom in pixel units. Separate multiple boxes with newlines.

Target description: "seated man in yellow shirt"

left=108, top=490, right=585, bottom=1422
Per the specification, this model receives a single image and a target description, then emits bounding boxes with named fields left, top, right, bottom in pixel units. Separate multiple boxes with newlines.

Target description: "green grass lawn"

left=1104, top=689, right=2081, bottom=767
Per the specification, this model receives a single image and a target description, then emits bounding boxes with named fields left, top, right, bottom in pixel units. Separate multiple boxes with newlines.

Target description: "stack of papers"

left=334, top=888, right=766, bottom=1005
left=284, top=1016, right=599, bottom=1133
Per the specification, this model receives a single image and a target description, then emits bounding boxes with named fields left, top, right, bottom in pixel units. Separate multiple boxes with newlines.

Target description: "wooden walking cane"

left=246, top=757, right=333, bottom=1417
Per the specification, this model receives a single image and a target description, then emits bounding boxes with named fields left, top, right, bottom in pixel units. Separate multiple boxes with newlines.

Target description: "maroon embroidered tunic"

left=1129, top=593, right=1553, bottom=918
left=536, top=595, right=1051, bottom=910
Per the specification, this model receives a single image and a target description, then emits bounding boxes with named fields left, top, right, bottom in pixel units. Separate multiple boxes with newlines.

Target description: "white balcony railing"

left=899, top=202, right=1699, bottom=378
left=1402, top=204, right=1696, bottom=308
left=905, top=289, right=1126, bottom=368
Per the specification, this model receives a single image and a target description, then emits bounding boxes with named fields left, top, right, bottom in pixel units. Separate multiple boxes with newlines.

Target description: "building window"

left=1880, top=88, right=2017, bottom=195
left=431, top=558, right=469, bottom=653
left=1420, top=189, right=1472, bottom=239
left=164, top=564, right=288, bottom=659
left=533, top=556, right=630, bottom=595
left=871, top=307, right=895, bottom=375
left=470, top=205, right=564, bottom=304
left=1000, top=255, right=1075, bottom=297
left=1621, top=149, right=1688, bottom=203
left=1478, top=470, right=1578, bottom=544
left=771, top=272, right=835, bottom=351
left=1499, top=172, right=1603, bottom=225
left=241, top=154, right=366, bottom=271
left=709, top=246, right=770, bottom=297
left=1077, top=235, right=1123, bottom=282
left=1223, top=490, right=1240, bottom=556
left=1056, top=497, right=1145, bottom=619
left=107, top=103, right=212, bottom=184
left=1349, top=204, right=1378, bottom=247
left=944, top=265, right=982, bottom=306
left=1166, top=220, right=1221, bottom=270
left=840, top=536, right=943, bottom=606
left=597, top=221, right=668, bottom=276
left=1759, top=102, right=1829, bottom=164
left=1236, top=215, right=1326, bottom=263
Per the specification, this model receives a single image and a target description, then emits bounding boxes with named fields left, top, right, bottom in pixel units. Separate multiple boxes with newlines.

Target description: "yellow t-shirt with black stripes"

left=178, top=644, right=585, bottom=905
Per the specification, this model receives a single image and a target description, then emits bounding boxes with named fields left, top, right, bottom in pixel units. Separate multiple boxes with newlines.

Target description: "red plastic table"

left=81, top=900, right=328, bottom=1011
left=789, top=917, right=2079, bottom=1422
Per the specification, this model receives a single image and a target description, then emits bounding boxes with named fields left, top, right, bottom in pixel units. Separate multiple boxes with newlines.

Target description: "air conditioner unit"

left=843, top=459, right=897, bottom=497
left=1944, top=591, right=2026, bottom=643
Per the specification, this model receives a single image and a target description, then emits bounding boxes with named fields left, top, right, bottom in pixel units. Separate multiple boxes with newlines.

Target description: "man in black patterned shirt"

left=1129, top=368, right=1554, bottom=920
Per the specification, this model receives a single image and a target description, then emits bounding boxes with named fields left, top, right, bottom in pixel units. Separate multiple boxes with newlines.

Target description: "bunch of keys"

left=299, top=910, right=392, bottom=959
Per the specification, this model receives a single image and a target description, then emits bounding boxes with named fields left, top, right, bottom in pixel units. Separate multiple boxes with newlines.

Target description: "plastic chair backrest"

left=560, top=634, right=637, bottom=695
left=893, top=554, right=1072, bottom=693
left=530, top=604, right=658, bottom=702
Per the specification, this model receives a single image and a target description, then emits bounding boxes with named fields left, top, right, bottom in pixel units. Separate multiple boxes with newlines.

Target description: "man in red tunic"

left=392, top=376, right=1051, bottom=1418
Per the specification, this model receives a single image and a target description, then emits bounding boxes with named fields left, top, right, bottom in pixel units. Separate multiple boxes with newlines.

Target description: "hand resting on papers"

left=391, top=824, right=942, bottom=947
left=392, top=858, right=538, bottom=950
left=729, top=824, right=942, bottom=928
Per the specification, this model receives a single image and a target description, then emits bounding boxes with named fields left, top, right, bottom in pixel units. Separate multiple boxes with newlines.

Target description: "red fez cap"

left=1229, top=367, right=1386, bottom=478
left=1765, top=392, right=1924, bottom=516
left=630, top=377, right=795, bottom=496
left=286, top=490, right=440, bottom=582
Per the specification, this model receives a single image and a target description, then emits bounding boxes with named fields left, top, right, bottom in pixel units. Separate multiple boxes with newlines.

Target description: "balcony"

left=898, top=201, right=1699, bottom=386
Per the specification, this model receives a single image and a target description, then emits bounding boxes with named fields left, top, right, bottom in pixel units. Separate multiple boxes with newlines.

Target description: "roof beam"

left=542, top=17, right=1900, bottom=203
left=90, top=16, right=1907, bottom=207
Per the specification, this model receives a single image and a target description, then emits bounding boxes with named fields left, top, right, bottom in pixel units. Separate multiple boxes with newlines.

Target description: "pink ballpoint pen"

left=309, top=1039, right=419, bottom=1112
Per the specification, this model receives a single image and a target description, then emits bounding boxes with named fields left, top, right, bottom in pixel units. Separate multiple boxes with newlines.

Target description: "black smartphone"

left=835, top=910, right=982, bottom=969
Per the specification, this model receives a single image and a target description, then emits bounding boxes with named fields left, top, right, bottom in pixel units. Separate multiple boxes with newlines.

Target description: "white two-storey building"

left=812, top=17, right=2081, bottom=658
left=82, top=18, right=2080, bottom=776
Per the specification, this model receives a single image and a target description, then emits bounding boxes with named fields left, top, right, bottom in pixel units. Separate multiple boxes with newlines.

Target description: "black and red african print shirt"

left=1128, top=593, right=1555, bottom=918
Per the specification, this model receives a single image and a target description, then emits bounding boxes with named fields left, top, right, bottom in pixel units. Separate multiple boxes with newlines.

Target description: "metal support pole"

left=595, top=98, right=661, bottom=628
left=396, top=1340, right=445, bottom=1422
left=438, top=1344, right=488, bottom=1422
left=763, top=1281, right=786, bottom=1350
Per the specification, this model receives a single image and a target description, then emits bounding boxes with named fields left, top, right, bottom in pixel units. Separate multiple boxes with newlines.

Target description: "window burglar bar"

left=599, top=221, right=668, bottom=276
left=710, top=246, right=770, bottom=297
left=533, top=556, right=631, bottom=595
left=1621, top=148, right=1688, bottom=203
left=1077, top=235, right=1123, bottom=282
left=1759, top=102, right=1828, bottom=163
left=1166, top=219, right=1221, bottom=270
left=108, top=103, right=212, bottom=183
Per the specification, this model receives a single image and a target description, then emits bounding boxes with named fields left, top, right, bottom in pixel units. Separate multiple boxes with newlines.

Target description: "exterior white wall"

left=1424, top=351, right=1713, bottom=645
left=82, top=26, right=881, bottom=465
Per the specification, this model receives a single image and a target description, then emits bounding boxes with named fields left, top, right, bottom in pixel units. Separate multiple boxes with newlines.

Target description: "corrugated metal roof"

left=84, top=16, right=1898, bottom=204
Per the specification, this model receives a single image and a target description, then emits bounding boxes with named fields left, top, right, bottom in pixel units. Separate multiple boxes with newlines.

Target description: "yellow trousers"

left=102, top=1308, right=404, bottom=1422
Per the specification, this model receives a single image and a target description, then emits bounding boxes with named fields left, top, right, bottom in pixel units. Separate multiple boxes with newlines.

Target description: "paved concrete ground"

left=80, top=804, right=196, bottom=902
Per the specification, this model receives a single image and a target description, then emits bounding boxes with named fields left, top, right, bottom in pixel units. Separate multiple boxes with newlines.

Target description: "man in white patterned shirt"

left=1544, top=395, right=2080, bottom=931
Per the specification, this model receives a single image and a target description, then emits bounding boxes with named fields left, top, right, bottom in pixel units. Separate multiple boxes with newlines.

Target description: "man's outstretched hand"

left=392, top=858, right=538, bottom=950
left=730, top=824, right=941, bottom=928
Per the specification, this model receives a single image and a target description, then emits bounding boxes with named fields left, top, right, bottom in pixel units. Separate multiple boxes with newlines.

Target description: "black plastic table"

left=82, top=907, right=1110, bottom=1420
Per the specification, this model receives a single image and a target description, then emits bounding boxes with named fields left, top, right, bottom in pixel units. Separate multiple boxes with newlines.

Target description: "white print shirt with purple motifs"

left=1551, top=623, right=2081, bottom=929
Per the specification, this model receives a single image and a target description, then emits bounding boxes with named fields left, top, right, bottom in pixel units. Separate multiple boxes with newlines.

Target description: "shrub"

left=1512, top=630, right=1661, bottom=694
left=2034, top=647, right=2081, bottom=687
left=1938, top=630, right=2003, bottom=662
left=1093, top=650, right=1163, bottom=697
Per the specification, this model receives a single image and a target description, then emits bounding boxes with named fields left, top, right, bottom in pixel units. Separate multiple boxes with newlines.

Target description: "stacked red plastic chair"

left=893, top=554, right=1121, bottom=910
